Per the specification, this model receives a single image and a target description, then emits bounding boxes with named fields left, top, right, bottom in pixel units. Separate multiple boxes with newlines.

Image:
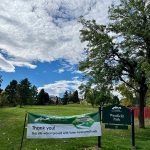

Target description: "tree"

left=68, top=91, right=73, bottom=103
left=17, top=78, right=32, bottom=107
left=80, top=86, right=111, bottom=107
left=30, top=85, right=38, bottom=105
left=95, top=88, right=113, bottom=106
left=111, top=96, right=120, bottom=105
left=85, top=89, right=96, bottom=107
left=62, top=91, right=69, bottom=105
left=37, top=89, right=49, bottom=105
left=56, top=96, right=58, bottom=105
left=72, top=90, right=80, bottom=103
left=116, top=82, right=138, bottom=106
left=0, top=91, right=8, bottom=107
left=5, top=80, right=18, bottom=106
left=79, top=0, right=150, bottom=128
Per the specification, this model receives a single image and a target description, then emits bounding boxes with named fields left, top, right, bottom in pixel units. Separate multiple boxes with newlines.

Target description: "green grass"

left=0, top=104, right=150, bottom=150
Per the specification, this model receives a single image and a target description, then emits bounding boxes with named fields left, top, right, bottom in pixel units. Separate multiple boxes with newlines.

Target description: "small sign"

left=102, top=105, right=131, bottom=125
left=105, top=124, right=128, bottom=130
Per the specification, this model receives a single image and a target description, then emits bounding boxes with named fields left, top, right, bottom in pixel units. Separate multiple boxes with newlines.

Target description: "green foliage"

left=68, top=91, right=73, bottom=103
left=72, top=90, right=80, bottom=103
left=0, top=91, right=8, bottom=107
left=5, top=80, right=18, bottom=106
left=116, top=82, right=134, bottom=107
left=116, top=82, right=140, bottom=107
left=111, top=95, right=120, bottom=105
left=63, top=90, right=80, bottom=104
left=79, top=0, right=150, bottom=128
left=145, top=89, right=150, bottom=106
left=17, top=78, right=32, bottom=107
left=30, top=85, right=38, bottom=105
left=62, top=91, right=69, bottom=105
left=85, top=89, right=96, bottom=107
left=79, top=83, right=119, bottom=106
left=37, top=89, right=50, bottom=105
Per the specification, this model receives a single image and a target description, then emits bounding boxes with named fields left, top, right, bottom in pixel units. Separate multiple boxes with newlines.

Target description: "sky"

left=0, top=0, right=114, bottom=97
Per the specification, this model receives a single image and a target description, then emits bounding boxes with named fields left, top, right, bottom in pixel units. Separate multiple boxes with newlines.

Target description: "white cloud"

left=9, top=61, right=37, bottom=69
left=0, top=0, right=113, bottom=72
left=38, top=79, right=85, bottom=97
left=0, top=54, right=15, bottom=72
left=58, top=68, right=64, bottom=73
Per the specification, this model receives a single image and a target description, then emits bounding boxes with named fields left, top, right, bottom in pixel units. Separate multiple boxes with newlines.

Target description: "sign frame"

left=102, top=105, right=131, bottom=125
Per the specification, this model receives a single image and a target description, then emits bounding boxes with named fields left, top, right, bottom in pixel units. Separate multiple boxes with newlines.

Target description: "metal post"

left=20, top=112, right=27, bottom=150
left=131, top=109, right=135, bottom=148
left=98, top=106, right=102, bottom=148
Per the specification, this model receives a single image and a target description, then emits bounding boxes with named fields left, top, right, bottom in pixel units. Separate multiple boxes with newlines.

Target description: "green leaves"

left=79, top=0, right=150, bottom=93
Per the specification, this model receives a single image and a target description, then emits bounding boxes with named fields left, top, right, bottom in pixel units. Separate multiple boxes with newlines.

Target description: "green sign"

left=105, top=124, right=128, bottom=130
left=102, top=105, right=131, bottom=125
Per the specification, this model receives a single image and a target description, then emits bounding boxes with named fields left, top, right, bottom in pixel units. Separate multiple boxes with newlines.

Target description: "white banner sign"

left=27, top=112, right=101, bottom=139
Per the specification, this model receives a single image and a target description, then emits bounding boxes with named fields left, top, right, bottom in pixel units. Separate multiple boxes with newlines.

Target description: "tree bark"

left=138, top=85, right=147, bottom=128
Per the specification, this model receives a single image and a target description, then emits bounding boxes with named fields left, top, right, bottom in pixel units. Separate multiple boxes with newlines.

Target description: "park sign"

left=102, top=105, right=131, bottom=128
left=27, top=112, right=101, bottom=139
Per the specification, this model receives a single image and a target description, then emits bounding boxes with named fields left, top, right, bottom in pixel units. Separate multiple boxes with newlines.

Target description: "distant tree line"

left=62, top=90, right=80, bottom=105
left=0, top=77, right=80, bottom=107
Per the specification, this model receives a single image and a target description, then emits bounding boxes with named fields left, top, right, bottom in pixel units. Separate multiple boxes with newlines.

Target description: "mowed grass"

left=0, top=104, right=150, bottom=150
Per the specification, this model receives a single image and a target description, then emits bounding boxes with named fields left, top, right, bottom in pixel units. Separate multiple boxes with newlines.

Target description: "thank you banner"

left=27, top=112, right=101, bottom=139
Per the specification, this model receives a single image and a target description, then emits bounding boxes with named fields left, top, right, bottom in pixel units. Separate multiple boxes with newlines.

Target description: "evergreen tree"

left=5, top=80, right=18, bottom=106
left=68, top=91, right=73, bottom=103
left=56, top=96, right=58, bottom=105
left=30, top=85, right=38, bottom=105
left=17, top=78, right=32, bottom=107
left=37, top=89, right=49, bottom=105
left=72, top=90, right=80, bottom=103
left=62, top=91, right=69, bottom=105
left=79, top=0, right=150, bottom=128
left=44, top=92, right=50, bottom=104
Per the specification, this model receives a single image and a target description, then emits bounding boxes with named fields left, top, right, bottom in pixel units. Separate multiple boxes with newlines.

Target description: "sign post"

left=20, top=112, right=27, bottom=150
left=98, top=107, right=102, bottom=148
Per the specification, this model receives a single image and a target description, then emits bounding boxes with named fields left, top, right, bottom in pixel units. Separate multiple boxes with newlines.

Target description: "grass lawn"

left=0, top=104, right=150, bottom=150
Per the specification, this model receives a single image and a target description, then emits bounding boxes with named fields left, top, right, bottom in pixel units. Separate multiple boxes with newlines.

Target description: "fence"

left=132, top=107, right=150, bottom=118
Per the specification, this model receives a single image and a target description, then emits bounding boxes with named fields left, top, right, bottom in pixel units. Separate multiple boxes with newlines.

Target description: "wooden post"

left=20, top=112, right=27, bottom=150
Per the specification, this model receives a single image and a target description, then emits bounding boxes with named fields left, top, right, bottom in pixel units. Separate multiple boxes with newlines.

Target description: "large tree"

left=79, top=0, right=150, bottom=128
left=72, top=90, right=80, bottom=103
left=5, top=80, right=18, bottom=106
left=17, top=78, right=32, bottom=107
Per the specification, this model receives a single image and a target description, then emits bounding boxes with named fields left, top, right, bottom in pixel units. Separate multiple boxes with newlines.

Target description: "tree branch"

left=120, top=77, right=139, bottom=93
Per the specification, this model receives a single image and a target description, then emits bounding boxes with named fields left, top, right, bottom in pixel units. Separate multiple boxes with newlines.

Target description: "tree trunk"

left=138, top=85, right=147, bottom=128
left=139, top=92, right=145, bottom=128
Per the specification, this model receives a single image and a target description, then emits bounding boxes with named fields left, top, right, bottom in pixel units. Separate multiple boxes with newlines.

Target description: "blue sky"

left=0, top=0, right=113, bottom=97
